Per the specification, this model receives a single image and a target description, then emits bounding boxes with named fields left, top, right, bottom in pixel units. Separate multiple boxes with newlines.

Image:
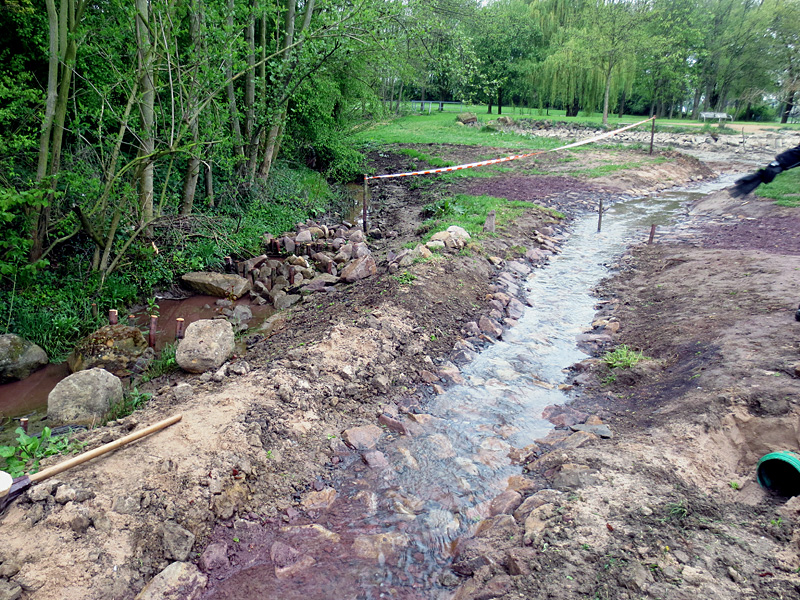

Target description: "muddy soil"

left=1, top=134, right=798, bottom=600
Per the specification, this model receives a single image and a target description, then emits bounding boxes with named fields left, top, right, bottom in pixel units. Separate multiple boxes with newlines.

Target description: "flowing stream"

left=203, top=181, right=728, bottom=600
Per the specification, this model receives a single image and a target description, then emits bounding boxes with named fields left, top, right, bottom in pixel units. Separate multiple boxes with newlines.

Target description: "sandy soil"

left=1, top=132, right=799, bottom=600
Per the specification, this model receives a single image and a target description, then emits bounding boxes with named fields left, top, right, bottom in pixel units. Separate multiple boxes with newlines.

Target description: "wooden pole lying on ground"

left=648, top=224, right=656, bottom=244
left=597, top=198, right=603, bottom=232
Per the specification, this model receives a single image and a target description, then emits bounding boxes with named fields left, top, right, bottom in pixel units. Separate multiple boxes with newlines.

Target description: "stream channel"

left=203, top=179, right=731, bottom=600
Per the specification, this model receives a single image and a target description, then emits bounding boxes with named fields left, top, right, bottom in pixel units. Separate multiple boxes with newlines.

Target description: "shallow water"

left=204, top=180, right=732, bottom=599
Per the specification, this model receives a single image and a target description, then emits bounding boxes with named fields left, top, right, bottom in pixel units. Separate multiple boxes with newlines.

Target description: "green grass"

left=755, top=168, right=800, bottom=207
left=356, top=111, right=560, bottom=150
left=603, top=345, right=647, bottom=369
left=141, top=342, right=178, bottom=382
left=419, top=193, right=563, bottom=241
left=396, top=148, right=455, bottom=168
left=107, top=387, right=152, bottom=422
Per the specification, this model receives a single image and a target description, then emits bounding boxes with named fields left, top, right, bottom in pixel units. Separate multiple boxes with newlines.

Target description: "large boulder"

left=181, top=272, right=251, bottom=299
left=175, top=319, right=235, bottom=373
left=48, top=368, right=122, bottom=426
left=67, top=325, right=148, bottom=376
left=0, top=333, right=48, bottom=382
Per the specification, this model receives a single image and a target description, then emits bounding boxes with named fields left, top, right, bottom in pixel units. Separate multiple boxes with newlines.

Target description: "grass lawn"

left=755, top=168, right=800, bottom=207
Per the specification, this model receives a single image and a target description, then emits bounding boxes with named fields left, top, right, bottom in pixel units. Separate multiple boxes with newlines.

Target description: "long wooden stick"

left=29, top=414, right=182, bottom=483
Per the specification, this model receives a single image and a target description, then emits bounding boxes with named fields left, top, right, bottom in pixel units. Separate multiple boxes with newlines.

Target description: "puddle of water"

left=0, top=295, right=275, bottom=427
left=203, top=187, right=722, bottom=599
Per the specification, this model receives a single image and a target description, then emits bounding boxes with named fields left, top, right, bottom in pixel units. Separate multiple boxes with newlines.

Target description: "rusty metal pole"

left=148, top=315, right=158, bottom=348
left=649, top=118, right=655, bottom=155
left=175, top=317, right=185, bottom=340
left=648, top=224, right=656, bottom=244
left=597, top=198, right=603, bottom=232
left=109, top=309, right=118, bottom=325
left=362, top=175, right=368, bottom=233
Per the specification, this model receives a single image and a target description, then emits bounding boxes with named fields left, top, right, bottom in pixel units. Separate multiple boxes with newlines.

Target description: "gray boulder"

left=0, top=333, right=48, bottom=383
left=181, top=272, right=251, bottom=299
left=48, top=368, right=122, bottom=426
left=176, top=319, right=235, bottom=373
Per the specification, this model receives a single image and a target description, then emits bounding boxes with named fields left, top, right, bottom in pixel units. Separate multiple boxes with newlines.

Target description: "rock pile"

left=234, top=221, right=380, bottom=309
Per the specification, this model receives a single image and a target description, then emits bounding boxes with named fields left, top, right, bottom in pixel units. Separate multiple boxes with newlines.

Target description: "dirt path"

left=1, top=138, right=798, bottom=600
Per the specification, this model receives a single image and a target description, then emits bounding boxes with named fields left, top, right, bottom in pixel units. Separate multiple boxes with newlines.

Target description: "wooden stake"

left=649, top=118, right=655, bottom=155
left=362, top=175, right=368, bottom=232
left=109, top=309, right=118, bottom=325
left=648, top=224, right=656, bottom=244
left=175, top=317, right=185, bottom=340
left=148, top=315, right=158, bottom=348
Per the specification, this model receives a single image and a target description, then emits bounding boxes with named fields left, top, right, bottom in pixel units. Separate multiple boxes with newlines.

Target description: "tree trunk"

left=136, top=0, right=155, bottom=235
left=395, top=81, right=403, bottom=114
left=205, top=161, right=215, bottom=207
left=243, top=7, right=257, bottom=179
left=566, top=97, right=579, bottom=117
left=618, top=89, right=625, bottom=118
left=601, top=63, right=612, bottom=125
left=497, top=87, right=503, bottom=115
left=781, top=91, right=795, bottom=124
left=691, top=88, right=701, bottom=120
left=226, top=0, right=244, bottom=159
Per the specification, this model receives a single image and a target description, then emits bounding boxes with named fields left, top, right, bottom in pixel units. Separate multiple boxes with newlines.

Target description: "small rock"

left=362, top=450, right=390, bottom=469
left=342, top=425, right=383, bottom=450
left=70, top=511, right=92, bottom=534
left=301, top=487, right=337, bottom=511
left=162, top=521, right=196, bottom=562
left=569, top=423, right=613, bottom=438
left=489, top=490, right=523, bottom=516
left=200, top=542, right=230, bottom=571
left=173, top=382, right=193, bottom=401
left=478, top=315, right=502, bottom=338
left=0, top=581, right=22, bottom=600
left=352, top=532, right=409, bottom=560
left=0, top=560, right=21, bottom=578
left=112, top=495, right=140, bottom=514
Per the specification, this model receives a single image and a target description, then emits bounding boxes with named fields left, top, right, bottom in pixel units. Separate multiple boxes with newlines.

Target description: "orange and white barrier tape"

left=365, top=117, right=655, bottom=181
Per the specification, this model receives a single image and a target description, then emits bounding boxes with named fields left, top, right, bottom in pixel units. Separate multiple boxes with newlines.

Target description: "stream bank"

left=0, top=143, right=798, bottom=600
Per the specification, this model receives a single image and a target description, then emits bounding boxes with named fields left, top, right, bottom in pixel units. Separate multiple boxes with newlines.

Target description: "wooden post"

left=148, top=315, right=158, bottom=348
left=109, top=309, right=118, bottom=325
left=648, top=224, right=656, bottom=244
left=128, top=314, right=136, bottom=326
left=175, top=317, right=185, bottom=340
left=649, top=118, right=655, bottom=155
left=597, top=198, right=603, bottom=232
left=362, top=175, right=368, bottom=232
left=91, top=303, right=98, bottom=318
left=20, top=418, right=28, bottom=434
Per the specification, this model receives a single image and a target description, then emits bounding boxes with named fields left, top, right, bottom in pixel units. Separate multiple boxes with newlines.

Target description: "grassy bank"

left=755, top=168, right=800, bottom=207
